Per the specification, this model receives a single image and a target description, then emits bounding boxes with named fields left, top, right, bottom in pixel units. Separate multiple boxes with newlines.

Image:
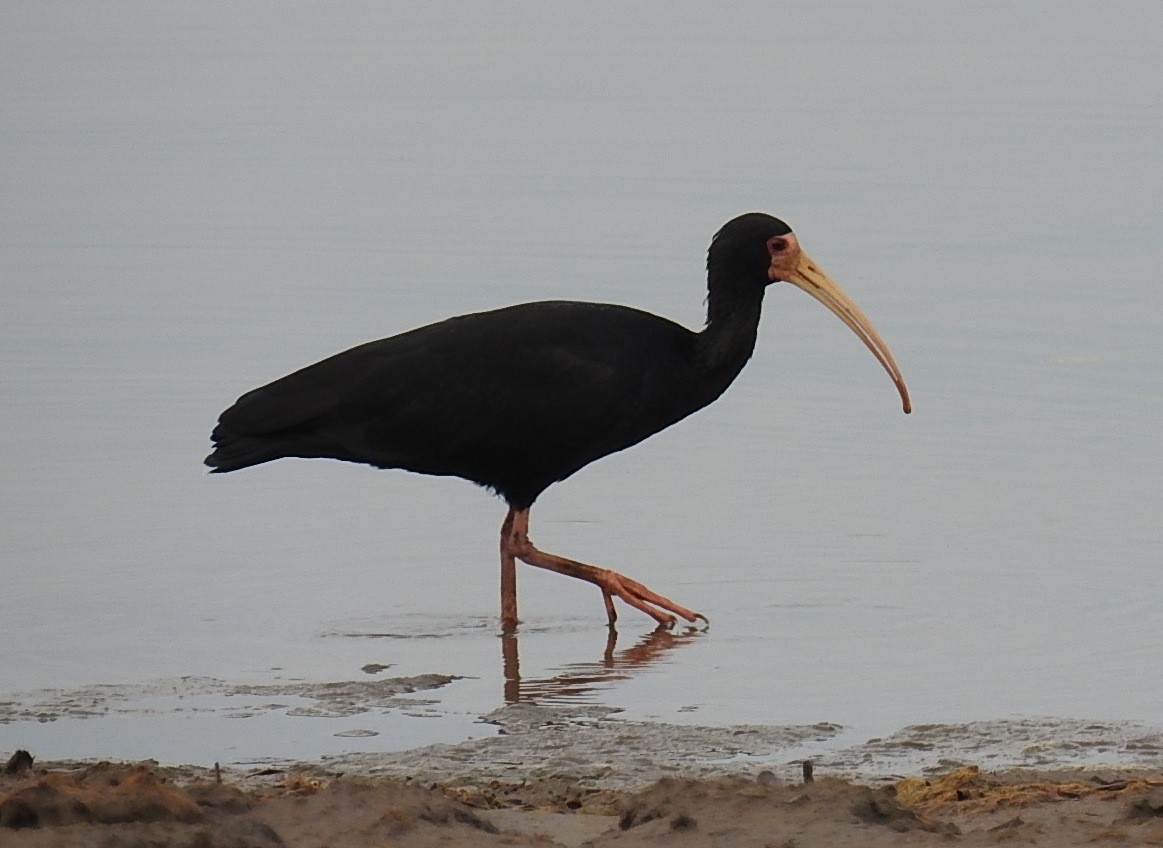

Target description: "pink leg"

left=500, top=509, right=519, bottom=631
left=498, top=507, right=708, bottom=629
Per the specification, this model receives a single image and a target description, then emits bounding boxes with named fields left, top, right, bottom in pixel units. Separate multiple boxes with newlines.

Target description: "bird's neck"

left=696, top=284, right=766, bottom=377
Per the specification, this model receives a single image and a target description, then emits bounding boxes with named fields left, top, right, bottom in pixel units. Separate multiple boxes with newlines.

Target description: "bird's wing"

left=338, top=303, right=693, bottom=454
left=210, top=302, right=696, bottom=479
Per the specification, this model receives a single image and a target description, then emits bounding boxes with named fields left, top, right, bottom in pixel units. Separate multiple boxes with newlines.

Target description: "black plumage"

left=207, top=213, right=910, bottom=629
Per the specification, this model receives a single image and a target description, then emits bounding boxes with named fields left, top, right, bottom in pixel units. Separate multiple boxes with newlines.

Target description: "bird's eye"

left=768, top=237, right=787, bottom=253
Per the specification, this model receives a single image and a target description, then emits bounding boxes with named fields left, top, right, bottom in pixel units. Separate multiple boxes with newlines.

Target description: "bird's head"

left=710, top=212, right=912, bottom=414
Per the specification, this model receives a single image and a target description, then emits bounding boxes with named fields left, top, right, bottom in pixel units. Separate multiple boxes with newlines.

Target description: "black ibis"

left=206, top=212, right=910, bottom=630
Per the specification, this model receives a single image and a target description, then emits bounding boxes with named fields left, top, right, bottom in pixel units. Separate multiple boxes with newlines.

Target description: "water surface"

left=1, top=2, right=1160, bottom=766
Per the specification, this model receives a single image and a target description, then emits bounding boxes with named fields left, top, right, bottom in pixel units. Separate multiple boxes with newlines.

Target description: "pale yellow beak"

left=781, top=252, right=912, bottom=414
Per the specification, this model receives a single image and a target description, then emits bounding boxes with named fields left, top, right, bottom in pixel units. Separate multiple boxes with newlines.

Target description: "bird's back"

left=207, top=301, right=734, bottom=507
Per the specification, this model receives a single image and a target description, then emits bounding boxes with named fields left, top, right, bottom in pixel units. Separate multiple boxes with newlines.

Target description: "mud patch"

left=319, top=702, right=843, bottom=788
left=824, top=717, right=1163, bottom=778
left=0, top=675, right=458, bottom=724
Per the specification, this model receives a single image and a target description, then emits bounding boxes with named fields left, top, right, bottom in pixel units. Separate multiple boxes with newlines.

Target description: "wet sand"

left=6, top=679, right=1163, bottom=778
left=4, top=754, right=1163, bottom=847
left=4, top=673, right=1163, bottom=845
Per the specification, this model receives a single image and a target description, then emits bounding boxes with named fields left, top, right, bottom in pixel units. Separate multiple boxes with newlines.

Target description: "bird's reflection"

left=500, top=625, right=702, bottom=704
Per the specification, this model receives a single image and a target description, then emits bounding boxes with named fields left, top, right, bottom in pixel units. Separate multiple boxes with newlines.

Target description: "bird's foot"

left=594, top=568, right=707, bottom=629
left=502, top=508, right=707, bottom=629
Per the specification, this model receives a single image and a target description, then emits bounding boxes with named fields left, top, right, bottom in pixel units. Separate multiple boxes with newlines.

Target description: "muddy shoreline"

left=4, top=674, right=1161, bottom=784
left=4, top=674, right=1162, bottom=844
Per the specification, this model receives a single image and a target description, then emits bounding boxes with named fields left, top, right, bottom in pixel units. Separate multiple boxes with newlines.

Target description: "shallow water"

left=2, top=3, right=1161, bottom=767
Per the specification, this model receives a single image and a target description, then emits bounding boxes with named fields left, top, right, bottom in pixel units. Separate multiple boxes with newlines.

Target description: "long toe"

left=600, top=569, right=703, bottom=627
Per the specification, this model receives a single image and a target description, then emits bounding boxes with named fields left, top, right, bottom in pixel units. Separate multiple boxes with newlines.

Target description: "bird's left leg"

left=499, top=508, right=520, bottom=631
left=501, top=507, right=707, bottom=629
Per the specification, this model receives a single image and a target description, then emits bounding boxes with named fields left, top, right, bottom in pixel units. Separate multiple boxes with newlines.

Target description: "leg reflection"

left=499, top=625, right=702, bottom=705
left=501, top=631, right=521, bottom=703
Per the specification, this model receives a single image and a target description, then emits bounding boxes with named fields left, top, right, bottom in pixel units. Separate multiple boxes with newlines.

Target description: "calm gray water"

left=2, top=2, right=1161, bottom=765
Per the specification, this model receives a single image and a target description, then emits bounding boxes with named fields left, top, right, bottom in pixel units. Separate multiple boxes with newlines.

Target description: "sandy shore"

left=3, top=753, right=1163, bottom=847
left=4, top=673, right=1163, bottom=845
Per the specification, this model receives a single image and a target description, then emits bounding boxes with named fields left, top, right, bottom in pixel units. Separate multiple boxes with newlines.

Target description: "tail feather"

left=204, top=430, right=286, bottom=473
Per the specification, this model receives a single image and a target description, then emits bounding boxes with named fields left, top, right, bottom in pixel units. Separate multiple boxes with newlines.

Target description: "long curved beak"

left=786, top=254, right=912, bottom=414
